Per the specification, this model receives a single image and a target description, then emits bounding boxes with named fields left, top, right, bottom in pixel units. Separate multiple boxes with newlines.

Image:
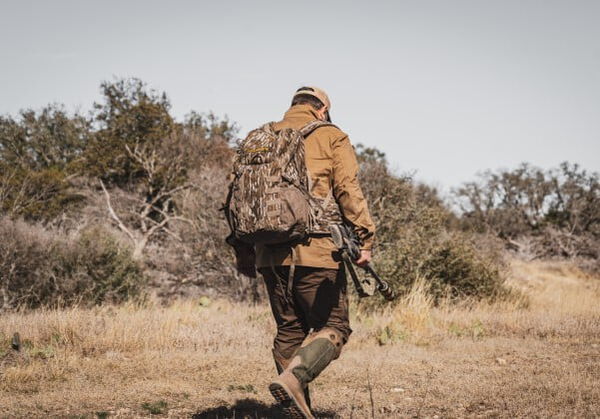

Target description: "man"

left=251, top=86, right=376, bottom=418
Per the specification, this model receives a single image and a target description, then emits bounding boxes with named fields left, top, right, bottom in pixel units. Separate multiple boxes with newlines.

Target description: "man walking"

left=251, top=87, right=376, bottom=417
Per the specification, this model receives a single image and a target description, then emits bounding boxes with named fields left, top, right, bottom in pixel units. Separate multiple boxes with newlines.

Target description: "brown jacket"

left=255, top=104, right=376, bottom=269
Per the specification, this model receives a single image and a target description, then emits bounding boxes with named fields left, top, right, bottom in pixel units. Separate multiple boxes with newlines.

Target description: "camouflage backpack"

left=224, top=120, right=342, bottom=245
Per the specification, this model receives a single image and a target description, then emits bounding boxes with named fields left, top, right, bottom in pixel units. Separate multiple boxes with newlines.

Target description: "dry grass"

left=1, top=259, right=599, bottom=418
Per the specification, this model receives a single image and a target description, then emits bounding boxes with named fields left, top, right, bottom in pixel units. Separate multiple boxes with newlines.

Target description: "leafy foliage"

left=0, top=105, right=88, bottom=221
left=0, top=105, right=88, bottom=171
left=84, top=78, right=174, bottom=186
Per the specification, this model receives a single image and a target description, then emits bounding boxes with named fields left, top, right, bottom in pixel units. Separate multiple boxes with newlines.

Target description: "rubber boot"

left=269, top=328, right=344, bottom=419
left=273, top=349, right=311, bottom=409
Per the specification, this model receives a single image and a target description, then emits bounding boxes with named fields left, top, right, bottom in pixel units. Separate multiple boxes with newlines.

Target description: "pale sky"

left=1, top=0, right=598, bottom=190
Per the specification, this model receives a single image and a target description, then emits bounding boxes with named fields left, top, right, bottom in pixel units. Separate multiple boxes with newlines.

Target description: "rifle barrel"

left=365, top=264, right=396, bottom=301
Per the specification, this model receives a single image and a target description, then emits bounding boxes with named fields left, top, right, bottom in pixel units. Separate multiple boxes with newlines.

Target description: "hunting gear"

left=224, top=86, right=376, bottom=418
left=330, top=223, right=395, bottom=301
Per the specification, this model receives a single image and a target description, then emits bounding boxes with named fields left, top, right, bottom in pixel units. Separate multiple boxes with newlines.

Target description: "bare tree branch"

left=99, top=179, right=135, bottom=242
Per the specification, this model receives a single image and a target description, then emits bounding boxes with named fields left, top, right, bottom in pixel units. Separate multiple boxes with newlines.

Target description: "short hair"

left=291, top=87, right=325, bottom=110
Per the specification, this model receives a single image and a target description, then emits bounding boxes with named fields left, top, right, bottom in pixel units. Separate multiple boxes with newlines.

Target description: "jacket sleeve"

left=330, top=133, right=376, bottom=250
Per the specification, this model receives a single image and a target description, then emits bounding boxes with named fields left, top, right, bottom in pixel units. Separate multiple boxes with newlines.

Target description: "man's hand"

left=355, top=249, right=372, bottom=267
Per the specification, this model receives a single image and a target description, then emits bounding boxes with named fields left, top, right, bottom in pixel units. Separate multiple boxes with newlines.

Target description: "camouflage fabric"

left=310, top=194, right=343, bottom=234
left=225, top=120, right=341, bottom=245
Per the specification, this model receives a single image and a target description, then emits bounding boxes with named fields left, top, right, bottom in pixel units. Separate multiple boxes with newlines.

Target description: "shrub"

left=0, top=218, right=145, bottom=310
left=420, top=234, right=506, bottom=300
left=357, top=155, right=508, bottom=306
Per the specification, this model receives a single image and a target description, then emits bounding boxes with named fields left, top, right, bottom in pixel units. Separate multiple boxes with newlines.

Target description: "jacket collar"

left=282, top=104, right=321, bottom=124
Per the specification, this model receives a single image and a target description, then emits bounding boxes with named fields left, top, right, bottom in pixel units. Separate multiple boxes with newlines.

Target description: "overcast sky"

left=1, top=0, right=598, bottom=190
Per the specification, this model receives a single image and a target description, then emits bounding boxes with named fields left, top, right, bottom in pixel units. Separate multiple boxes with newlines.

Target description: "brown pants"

left=260, top=265, right=352, bottom=362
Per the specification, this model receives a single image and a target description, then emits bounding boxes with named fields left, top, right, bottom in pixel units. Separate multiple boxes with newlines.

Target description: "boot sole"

left=269, top=381, right=312, bottom=419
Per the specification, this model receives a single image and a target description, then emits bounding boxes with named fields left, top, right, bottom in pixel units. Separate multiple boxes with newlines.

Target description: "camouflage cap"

left=293, top=86, right=331, bottom=111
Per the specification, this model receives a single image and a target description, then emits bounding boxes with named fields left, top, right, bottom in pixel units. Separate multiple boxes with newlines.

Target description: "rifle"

left=329, top=224, right=395, bottom=301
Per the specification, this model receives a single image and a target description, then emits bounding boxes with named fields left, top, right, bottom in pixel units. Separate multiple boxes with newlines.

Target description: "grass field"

left=1, top=259, right=599, bottom=418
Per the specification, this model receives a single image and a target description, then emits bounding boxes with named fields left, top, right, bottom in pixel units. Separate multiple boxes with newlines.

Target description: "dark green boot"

left=273, top=349, right=312, bottom=409
left=269, top=328, right=344, bottom=418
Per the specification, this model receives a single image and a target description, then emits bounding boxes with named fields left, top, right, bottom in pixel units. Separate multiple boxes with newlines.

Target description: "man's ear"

left=318, top=105, right=329, bottom=121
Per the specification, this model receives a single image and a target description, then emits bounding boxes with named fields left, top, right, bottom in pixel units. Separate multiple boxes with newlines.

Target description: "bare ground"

left=1, top=259, right=599, bottom=418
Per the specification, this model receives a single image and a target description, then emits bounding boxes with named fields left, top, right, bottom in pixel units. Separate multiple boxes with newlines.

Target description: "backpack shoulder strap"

left=299, top=120, right=338, bottom=137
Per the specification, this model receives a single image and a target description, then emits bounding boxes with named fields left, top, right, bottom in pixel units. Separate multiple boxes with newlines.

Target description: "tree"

left=83, top=77, right=174, bottom=186
left=0, top=105, right=89, bottom=220
left=88, top=78, right=238, bottom=260
left=454, top=162, right=599, bottom=259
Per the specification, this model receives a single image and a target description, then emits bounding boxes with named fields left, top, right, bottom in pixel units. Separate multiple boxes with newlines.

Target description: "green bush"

left=420, top=234, right=506, bottom=300
left=0, top=219, right=145, bottom=310
left=357, top=155, right=508, bottom=306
